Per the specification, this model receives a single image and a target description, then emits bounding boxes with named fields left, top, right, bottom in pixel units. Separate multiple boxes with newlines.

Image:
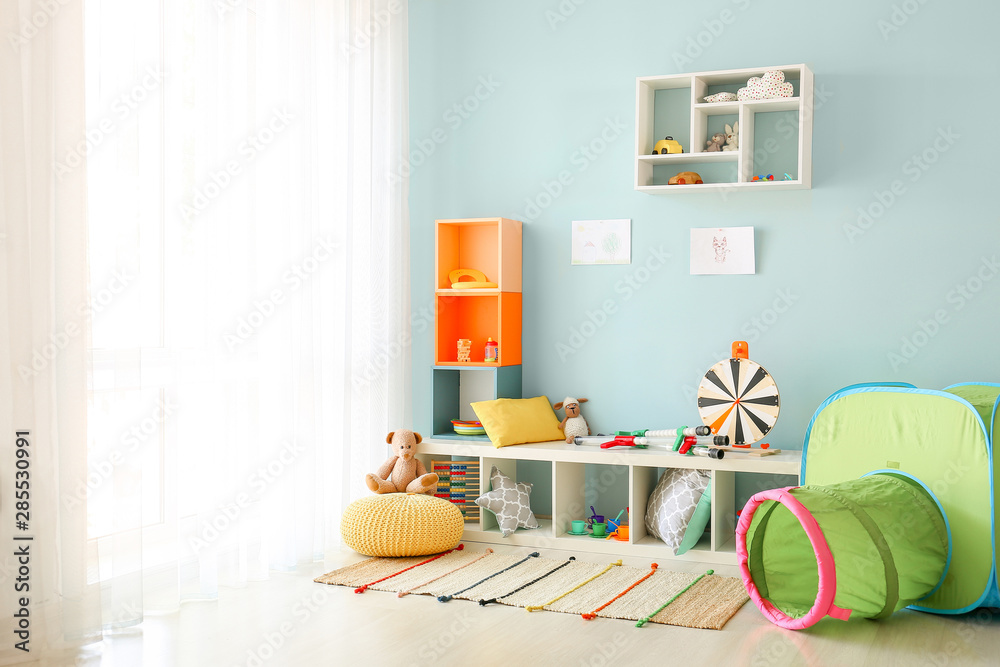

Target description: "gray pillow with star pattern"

left=645, top=468, right=711, bottom=553
left=475, top=466, right=540, bottom=537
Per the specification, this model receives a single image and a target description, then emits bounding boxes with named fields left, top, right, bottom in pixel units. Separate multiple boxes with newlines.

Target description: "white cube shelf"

left=635, top=64, right=813, bottom=193
left=417, top=438, right=800, bottom=565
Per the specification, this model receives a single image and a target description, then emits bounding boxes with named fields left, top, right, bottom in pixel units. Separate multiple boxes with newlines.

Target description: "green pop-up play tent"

left=737, top=382, right=1000, bottom=629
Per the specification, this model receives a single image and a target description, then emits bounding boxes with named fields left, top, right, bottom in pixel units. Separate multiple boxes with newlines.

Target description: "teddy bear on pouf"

left=365, top=430, right=438, bottom=495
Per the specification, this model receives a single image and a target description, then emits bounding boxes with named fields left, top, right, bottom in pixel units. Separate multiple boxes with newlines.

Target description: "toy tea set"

left=567, top=506, right=629, bottom=541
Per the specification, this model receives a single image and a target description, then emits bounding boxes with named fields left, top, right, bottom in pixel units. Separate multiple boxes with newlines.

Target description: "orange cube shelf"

left=435, top=292, right=522, bottom=366
left=435, top=218, right=522, bottom=292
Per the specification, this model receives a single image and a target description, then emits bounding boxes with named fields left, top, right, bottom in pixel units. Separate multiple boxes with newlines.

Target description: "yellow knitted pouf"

left=341, top=493, right=464, bottom=557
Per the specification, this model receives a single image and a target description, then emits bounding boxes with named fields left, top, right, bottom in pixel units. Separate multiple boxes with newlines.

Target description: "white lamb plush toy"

left=554, top=397, right=590, bottom=444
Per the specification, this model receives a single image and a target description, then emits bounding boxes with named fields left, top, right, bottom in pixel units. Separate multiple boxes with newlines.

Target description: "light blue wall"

left=408, top=1, right=1000, bottom=465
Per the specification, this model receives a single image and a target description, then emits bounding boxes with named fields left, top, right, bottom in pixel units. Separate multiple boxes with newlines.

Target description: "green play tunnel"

left=737, top=473, right=950, bottom=629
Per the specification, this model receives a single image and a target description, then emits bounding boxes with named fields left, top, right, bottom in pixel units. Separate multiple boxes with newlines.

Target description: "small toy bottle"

left=484, top=337, right=498, bottom=363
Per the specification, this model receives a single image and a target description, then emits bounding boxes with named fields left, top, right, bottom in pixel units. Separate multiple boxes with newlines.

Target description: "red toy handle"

left=600, top=436, right=635, bottom=449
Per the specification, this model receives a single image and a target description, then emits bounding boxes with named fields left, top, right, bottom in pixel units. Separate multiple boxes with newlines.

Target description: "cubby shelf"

left=430, top=217, right=523, bottom=440
left=434, top=217, right=522, bottom=367
left=435, top=218, right=521, bottom=292
left=635, top=63, right=813, bottom=192
left=430, top=365, right=522, bottom=440
left=418, top=438, right=801, bottom=565
left=434, top=292, right=522, bottom=366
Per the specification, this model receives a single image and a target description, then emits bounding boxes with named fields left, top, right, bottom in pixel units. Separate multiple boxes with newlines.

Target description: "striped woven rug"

left=315, top=547, right=748, bottom=630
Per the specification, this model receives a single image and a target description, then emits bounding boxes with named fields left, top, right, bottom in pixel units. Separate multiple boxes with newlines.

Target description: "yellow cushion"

left=341, top=493, right=464, bottom=557
left=470, top=395, right=565, bottom=448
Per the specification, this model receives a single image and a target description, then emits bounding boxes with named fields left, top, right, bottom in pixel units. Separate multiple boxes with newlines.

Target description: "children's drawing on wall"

left=571, top=219, right=631, bottom=265
left=690, top=226, right=755, bottom=275
left=713, top=236, right=731, bottom=264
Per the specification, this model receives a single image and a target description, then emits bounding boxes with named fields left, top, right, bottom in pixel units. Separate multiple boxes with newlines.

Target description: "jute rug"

left=315, top=547, right=748, bottom=630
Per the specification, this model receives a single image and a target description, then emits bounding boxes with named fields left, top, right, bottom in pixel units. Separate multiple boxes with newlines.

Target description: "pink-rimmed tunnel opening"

left=736, top=487, right=852, bottom=630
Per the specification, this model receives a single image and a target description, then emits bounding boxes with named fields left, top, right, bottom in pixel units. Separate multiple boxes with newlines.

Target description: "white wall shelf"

left=635, top=63, right=813, bottom=193
left=418, top=438, right=800, bottom=565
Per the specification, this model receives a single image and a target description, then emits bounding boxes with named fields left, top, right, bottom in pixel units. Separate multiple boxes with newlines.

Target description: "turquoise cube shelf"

left=431, top=365, right=522, bottom=441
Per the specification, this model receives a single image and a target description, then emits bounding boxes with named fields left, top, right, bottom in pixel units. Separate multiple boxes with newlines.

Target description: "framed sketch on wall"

left=572, top=219, right=631, bottom=265
left=690, top=226, right=755, bottom=275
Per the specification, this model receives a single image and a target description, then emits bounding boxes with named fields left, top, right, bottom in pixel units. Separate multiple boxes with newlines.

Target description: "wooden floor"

left=54, top=544, right=1000, bottom=666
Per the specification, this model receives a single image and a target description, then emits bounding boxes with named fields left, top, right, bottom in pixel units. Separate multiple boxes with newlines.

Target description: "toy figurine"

left=705, top=132, right=726, bottom=152
left=652, top=136, right=683, bottom=155
left=722, top=122, right=739, bottom=151
left=553, top=397, right=590, bottom=444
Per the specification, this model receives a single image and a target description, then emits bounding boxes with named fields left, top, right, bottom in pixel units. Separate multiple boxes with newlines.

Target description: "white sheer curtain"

left=0, top=0, right=104, bottom=661
left=4, top=0, right=409, bottom=650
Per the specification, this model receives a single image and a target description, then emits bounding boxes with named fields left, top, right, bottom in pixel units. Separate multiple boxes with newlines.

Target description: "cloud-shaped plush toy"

left=737, top=70, right=794, bottom=102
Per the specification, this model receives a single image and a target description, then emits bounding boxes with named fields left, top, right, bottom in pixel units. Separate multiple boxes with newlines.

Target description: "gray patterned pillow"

left=475, top=466, right=540, bottom=537
left=645, top=468, right=711, bottom=553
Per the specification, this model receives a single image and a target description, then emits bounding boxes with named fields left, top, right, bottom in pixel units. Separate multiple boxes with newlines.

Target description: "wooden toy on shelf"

left=668, top=171, right=703, bottom=185
left=449, top=268, right=497, bottom=290
left=456, top=339, right=472, bottom=362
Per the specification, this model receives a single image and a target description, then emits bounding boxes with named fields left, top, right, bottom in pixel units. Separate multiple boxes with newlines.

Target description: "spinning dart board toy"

left=696, top=341, right=780, bottom=445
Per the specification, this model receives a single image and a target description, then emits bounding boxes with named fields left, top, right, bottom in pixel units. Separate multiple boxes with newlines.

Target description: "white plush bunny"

left=722, top=122, right=739, bottom=152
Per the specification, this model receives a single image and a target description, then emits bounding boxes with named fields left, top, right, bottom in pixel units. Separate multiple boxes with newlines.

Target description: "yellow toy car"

left=652, top=136, right=683, bottom=154
left=668, top=171, right=703, bottom=185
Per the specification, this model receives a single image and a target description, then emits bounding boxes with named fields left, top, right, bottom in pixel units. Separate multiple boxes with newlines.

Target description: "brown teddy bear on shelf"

left=365, top=430, right=439, bottom=495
